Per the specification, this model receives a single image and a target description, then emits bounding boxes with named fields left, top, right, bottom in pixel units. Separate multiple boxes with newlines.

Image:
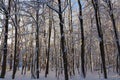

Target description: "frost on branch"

left=98, top=37, right=102, bottom=42
left=34, top=0, right=52, bottom=4
left=79, top=15, right=83, bottom=19
left=103, top=0, right=109, bottom=3
left=61, top=33, right=64, bottom=38
left=60, top=21, right=64, bottom=26
left=64, top=47, right=67, bottom=53
left=46, top=0, right=68, bottom=13
left=109, top=10, right=113, bottom=15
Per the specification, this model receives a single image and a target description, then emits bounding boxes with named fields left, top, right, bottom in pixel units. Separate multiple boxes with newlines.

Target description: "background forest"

left=0, top=0, right=120, bottom=80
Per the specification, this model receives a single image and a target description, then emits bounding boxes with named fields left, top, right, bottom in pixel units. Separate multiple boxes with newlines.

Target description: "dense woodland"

left=0, top=0, right=120, bottom=80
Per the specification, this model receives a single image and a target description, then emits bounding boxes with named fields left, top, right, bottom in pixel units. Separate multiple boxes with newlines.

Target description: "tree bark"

left=36, top=0, right=40, bottom=78
left=45, top=8, right=52, bottom=77
left=92, top=0, right=107, bottom=78
left=0, top=0, right=11, bottom=78
left=12, top=0, right=19, bottom=78
left=77, top=0, right=86, bottom=78
left=104, top=0, right=120, bottom=74
left=58, top=0, right=68, bottom=80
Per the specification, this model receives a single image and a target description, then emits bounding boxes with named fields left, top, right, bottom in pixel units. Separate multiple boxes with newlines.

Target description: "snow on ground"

left=0, top=69, right=120, bottom=80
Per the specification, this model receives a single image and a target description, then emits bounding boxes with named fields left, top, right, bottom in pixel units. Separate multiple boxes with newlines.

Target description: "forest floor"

left=0, top=69, right=120, bottom=80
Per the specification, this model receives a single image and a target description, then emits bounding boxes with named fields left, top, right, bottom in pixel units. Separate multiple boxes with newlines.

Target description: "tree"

left=68, top=0, right=75, bottom=76
left=91, top=0, right=107, bottom=78
left=12, top=0, right=19, bottom=79
left=0, top=0, right=11, bottom=78
left=47, top=0, right=69, bottom=79
left=45, top=6, right=53, bottom=77
left=77, top=0, right=86, bottom=78
left=35, top=0, right=40, bottom=78
left=103, top=0, right=120, bottom=74
left=58, top=0, right=68, bottom=80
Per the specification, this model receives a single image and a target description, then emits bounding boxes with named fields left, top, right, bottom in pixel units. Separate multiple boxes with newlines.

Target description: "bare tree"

left=58, top=0, right=68, bottom=80
left=77, top=0, right=86, bottom=78
left=103, top=0, right=120, bottom=74
left=0, top=0, right=11, bottom=78
left=91, top=0, right=107, bottom=78
left=45, top=6, right=53, bottom=77
left=35, top=0, right=40, bottom=78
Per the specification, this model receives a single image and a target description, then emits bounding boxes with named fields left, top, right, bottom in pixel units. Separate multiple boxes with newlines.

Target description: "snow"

left=61, top=33, right=64, bottom=37
left=98, top=37, right=102, bottom=42
left=79, top=15, right=83, bottom=20
left=0, top=69, right=120, bottom=80
left=64, top=47, right=67, bottom=53
left=37, top=0, right=52, bottom=4
left=110, top=10, right=113, bottom=15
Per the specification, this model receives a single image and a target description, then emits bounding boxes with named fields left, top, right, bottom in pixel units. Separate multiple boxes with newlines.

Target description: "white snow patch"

left=0, top=69, right=119, bottom=80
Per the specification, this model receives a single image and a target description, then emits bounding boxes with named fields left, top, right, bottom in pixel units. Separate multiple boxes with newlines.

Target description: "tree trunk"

left=104, top=0, right=120, bottom=74
left=68, top=0, right=75, bottom=76
left=0, top=0, right=11, bottom=78
left=58, top=0, right=68, bottom=80
left=77, top=0, right=86, bottom=78
left=92, top=0, right=107, bottom=78
left=45, top=8, right=52, bottom=77
left=36, top=1, right=40, bottom=78
left=12, top=0, right=19, bottom=78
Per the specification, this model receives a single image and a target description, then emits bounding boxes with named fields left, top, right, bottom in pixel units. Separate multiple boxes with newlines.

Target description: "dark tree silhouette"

left=0, top=0, right=11, bottom=78
left=92, top=0, right=107, bottom=78
left=58, top=0, right=68, bottom=80
left=77, top=0, right=86, bottom=78
left=103, top=0, right=120, bottom=74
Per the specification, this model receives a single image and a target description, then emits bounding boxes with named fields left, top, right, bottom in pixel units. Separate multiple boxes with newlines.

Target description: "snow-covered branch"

left=47, top=3, right=59, bottom=13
